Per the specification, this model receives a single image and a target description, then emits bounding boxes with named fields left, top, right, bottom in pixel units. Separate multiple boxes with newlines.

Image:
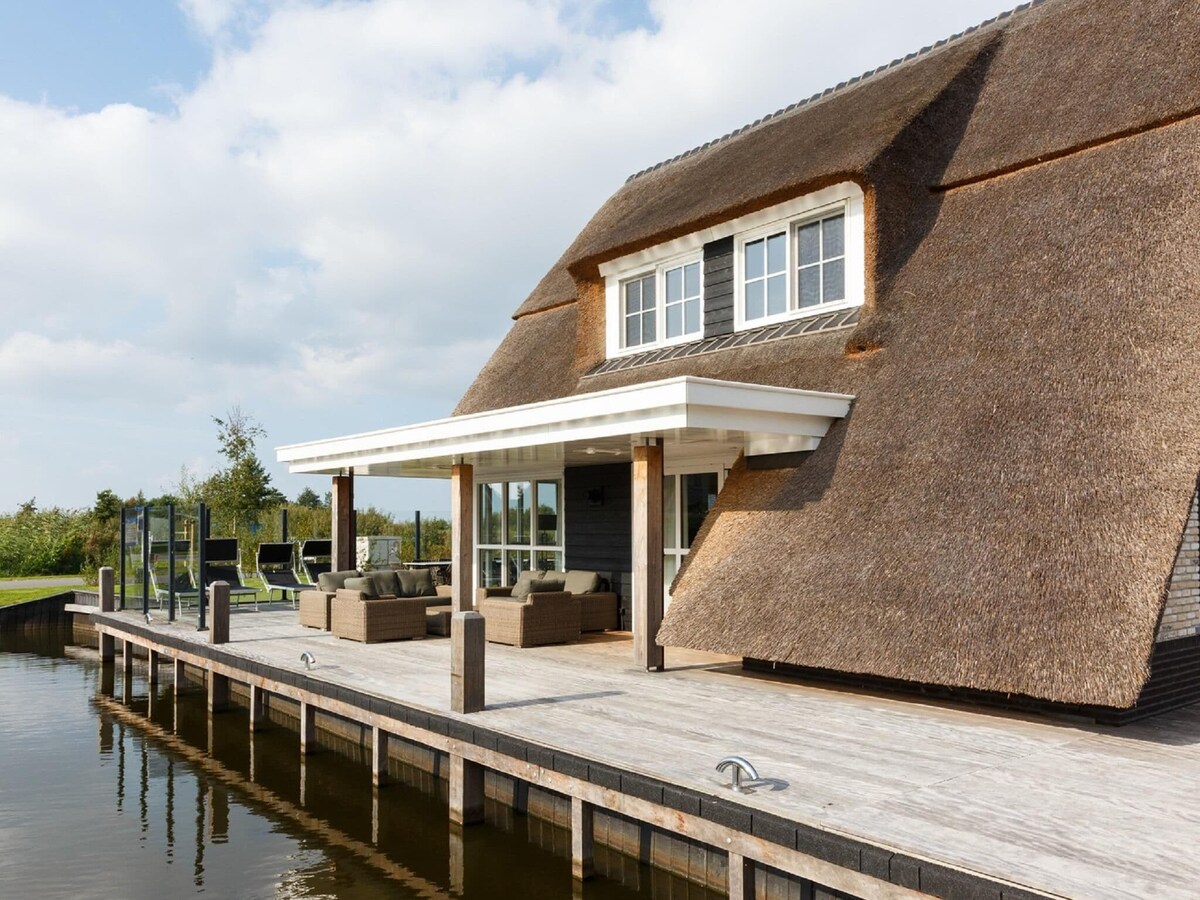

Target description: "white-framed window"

left=736, top=202, right=851, bottom=328
left=601, top=182, right=865, bottom=357
left=476, top=479, right=564, bottom=588
left=614, top=254, right=703, bottom=355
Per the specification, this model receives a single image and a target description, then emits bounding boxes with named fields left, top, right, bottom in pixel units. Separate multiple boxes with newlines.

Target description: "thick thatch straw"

left=457, top=0, right=1200, bottom=707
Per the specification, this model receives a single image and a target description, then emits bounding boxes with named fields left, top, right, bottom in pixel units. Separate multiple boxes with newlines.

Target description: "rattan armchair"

left=479, top=591, right=580, bottom=647
left=331, top=589, right=427, bottom=643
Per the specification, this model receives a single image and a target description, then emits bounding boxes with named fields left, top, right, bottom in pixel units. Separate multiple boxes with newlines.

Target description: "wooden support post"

left=98, top=567, right=115, bottom=663
left=450, top=463, right=473, bottom=612
left=448, top=753, right=484, bottom=826
left=632, top=440, right=665, bottom=671
left=331, top=473, right=355, bottom=572
left=208, top=581, right=230, bottom=645
left=451, top=611, right=485, bottom=714
left=728, top=852, right=755, bottom=900
left=448, top=825, right=466, bottom=895
left=300, top=701, right=317, bottom=755
left=372, top=785, right=381, bottom=845
left=571, top=796, right=595, bottom=881
left=207, top=671, right=230, bottom=713
left=122, top=639, right=135, bottom=680
left=372, top=726, right=389, bottom=787
left=173, top=658, right=186, bottom=696
left=249, top=684, right=266, bottom=732
left=148, top=649, right=160, bottom=688
left=299, top=757, right=308, bottom=807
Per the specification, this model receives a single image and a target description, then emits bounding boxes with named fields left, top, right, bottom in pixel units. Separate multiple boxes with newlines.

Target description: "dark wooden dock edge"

left=0, top=590, right=80, bottom=628
left=91, top=615, right=1051, bottom=900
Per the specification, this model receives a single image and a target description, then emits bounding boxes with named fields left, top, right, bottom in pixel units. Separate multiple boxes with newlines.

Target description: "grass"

left=0, top=587, right=69, bottom=608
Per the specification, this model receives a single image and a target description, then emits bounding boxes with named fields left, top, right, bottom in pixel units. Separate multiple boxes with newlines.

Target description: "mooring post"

left=209, top=581, right=230, bottom=645
left=451, top=612, right=485, bottom=713
left=207, top=669, right=230, bottom=714
left=249, top=684, right=266, bottom=732
left=448, top=753, right=484, bottom=826
left=371, top=726, right=389, bottom=787
left=300, top=700, right=317, bottom=755
left=98, top=567, right=115, bottom=664
left=728, top=851, right=755, bottom=900
left=571, top=796, right=595, bottom=881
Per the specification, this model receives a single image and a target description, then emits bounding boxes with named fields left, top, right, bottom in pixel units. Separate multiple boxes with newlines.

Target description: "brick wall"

left=1157, top=488, right=1200, bottom=642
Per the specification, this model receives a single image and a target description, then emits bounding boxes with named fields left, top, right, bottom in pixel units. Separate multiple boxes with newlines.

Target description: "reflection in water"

left=0, top=631, right=724, bottom=900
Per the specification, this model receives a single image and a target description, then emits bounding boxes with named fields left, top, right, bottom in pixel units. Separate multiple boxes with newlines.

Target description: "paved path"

left=2, top=576, right=84, bottom=590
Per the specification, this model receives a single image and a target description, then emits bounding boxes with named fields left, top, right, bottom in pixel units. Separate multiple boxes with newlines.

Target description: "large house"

left=280, top=0, right=1200, bottom=722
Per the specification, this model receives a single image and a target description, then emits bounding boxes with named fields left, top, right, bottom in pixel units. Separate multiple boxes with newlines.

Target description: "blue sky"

left=0, top=0, right=1018, bottom=518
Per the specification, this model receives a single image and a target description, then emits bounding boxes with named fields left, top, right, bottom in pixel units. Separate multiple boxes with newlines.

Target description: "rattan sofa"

left=476, top=568, right=619, bottom=633
left=299, top=568, right=451, bottom=632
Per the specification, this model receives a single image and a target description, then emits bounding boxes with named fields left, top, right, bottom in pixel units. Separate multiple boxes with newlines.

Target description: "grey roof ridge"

left=624, top=0, right=1051, bottom=184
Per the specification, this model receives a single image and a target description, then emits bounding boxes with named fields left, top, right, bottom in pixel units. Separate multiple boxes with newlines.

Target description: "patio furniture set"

left=298, top=567, right=620, bottom=646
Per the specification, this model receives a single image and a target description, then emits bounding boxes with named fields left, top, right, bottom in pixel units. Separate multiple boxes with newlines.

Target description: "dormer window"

left=601, top=181, right=864, bottom=359
left=740, top=206, right=847, bottom=325
left=619, top=256, right=702, bottom=352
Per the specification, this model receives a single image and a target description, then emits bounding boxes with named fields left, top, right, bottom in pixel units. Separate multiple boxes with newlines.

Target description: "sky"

left=0, top=0, right=1018, bottom=517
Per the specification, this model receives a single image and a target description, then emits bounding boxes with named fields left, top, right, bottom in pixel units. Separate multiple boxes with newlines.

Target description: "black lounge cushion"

left=370, top=570, right=400, bottom=597
left=344, top=576, right=380, bottom=599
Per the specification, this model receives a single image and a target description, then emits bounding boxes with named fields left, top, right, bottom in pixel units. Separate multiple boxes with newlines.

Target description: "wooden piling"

left=571, top=796, right=595, bottom=881
left=148, top=649, right=161, bottom=688
left=173, top=658, right=186, bottom=696
left=122, top=639, right=135, bottom=680
left=728, top=851, right=756, bottom=900
left=372, top=726, right=389, bottom=787
left=249, top=684, right=266, bottom=732
left=209, top=582, right=230, bottom=645
left=300, top=700, right=317, bottom=755
left=451, top=611, right=485, bottom=714
left=448, top=753, right=484, bottom=825
left=208, top=672, right=230, bottom=713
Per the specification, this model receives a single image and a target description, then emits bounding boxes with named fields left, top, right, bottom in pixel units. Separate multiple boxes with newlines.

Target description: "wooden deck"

left=95, top=608, right=1200, bottom=899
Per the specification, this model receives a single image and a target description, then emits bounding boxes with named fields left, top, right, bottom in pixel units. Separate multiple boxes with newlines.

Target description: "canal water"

left=0, top=630, right=721, bottom=899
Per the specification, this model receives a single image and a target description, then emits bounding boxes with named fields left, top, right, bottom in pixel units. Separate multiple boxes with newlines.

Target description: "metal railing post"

left=119, top=509, right=127, bottom=611
left=168, top=503, right=176, bottom=622
left=141, top=505, right=151, bottom=618
left=197, top=502, right=208, bottom=632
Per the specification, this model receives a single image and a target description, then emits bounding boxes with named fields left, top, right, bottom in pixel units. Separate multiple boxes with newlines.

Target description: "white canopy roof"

left=277, top=376, right=853, bottom=479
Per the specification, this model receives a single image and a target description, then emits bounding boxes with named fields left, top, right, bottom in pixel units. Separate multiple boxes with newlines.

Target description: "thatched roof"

left=457, top=0, right=1200, bottom=708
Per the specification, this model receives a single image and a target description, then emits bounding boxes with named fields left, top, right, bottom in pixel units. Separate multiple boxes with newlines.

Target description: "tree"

left=204, top=407, right=286, bottom=531
left=295, top=487, right=323, bottom=508
left=92, top=489, right=122, bottom=521
left=18, top=498, right=36, bottom=516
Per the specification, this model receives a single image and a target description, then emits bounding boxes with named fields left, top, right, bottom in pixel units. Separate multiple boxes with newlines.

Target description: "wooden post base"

left=448, top=753, right=484, bottom=825
left=451, top=611, right=485, bottom=714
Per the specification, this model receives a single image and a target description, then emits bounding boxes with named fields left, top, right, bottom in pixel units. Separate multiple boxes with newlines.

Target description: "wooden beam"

left=632, top=440, right=665, bottom=671
left=331, top=473, right=355, bottom=572
left=450, top=463, right=473, bottom=612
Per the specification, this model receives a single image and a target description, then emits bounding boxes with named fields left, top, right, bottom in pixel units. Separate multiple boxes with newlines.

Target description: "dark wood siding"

left=702, top=236, right=734, bottom=338
left=565, top=463, right=631, bottom=629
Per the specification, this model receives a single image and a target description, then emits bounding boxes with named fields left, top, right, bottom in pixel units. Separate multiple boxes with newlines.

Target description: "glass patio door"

left=663, top=469, right=722, bottom=610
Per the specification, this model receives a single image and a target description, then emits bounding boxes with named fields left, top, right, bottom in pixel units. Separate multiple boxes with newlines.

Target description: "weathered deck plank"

left=97, top=609, right=1200, bottom=899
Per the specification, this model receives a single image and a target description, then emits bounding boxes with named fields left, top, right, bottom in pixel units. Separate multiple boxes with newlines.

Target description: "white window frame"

left=474, top=476, right=566, bottom=589
left=601, top=182, right=865, bottom=357
left=733, top=197, right=861, bottom=331
left=608, top=250, right=705, bottom=358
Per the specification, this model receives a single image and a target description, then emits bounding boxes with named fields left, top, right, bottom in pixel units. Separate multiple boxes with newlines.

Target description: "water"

left=0, top=630, right=720, bottom=899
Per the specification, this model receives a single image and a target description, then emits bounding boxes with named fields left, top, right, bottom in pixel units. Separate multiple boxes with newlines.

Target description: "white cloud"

left=0, top=0, right=1017, bottom=509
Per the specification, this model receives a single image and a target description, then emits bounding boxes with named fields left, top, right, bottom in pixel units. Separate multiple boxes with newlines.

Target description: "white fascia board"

left=277, top=376, right=853, bottom=475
